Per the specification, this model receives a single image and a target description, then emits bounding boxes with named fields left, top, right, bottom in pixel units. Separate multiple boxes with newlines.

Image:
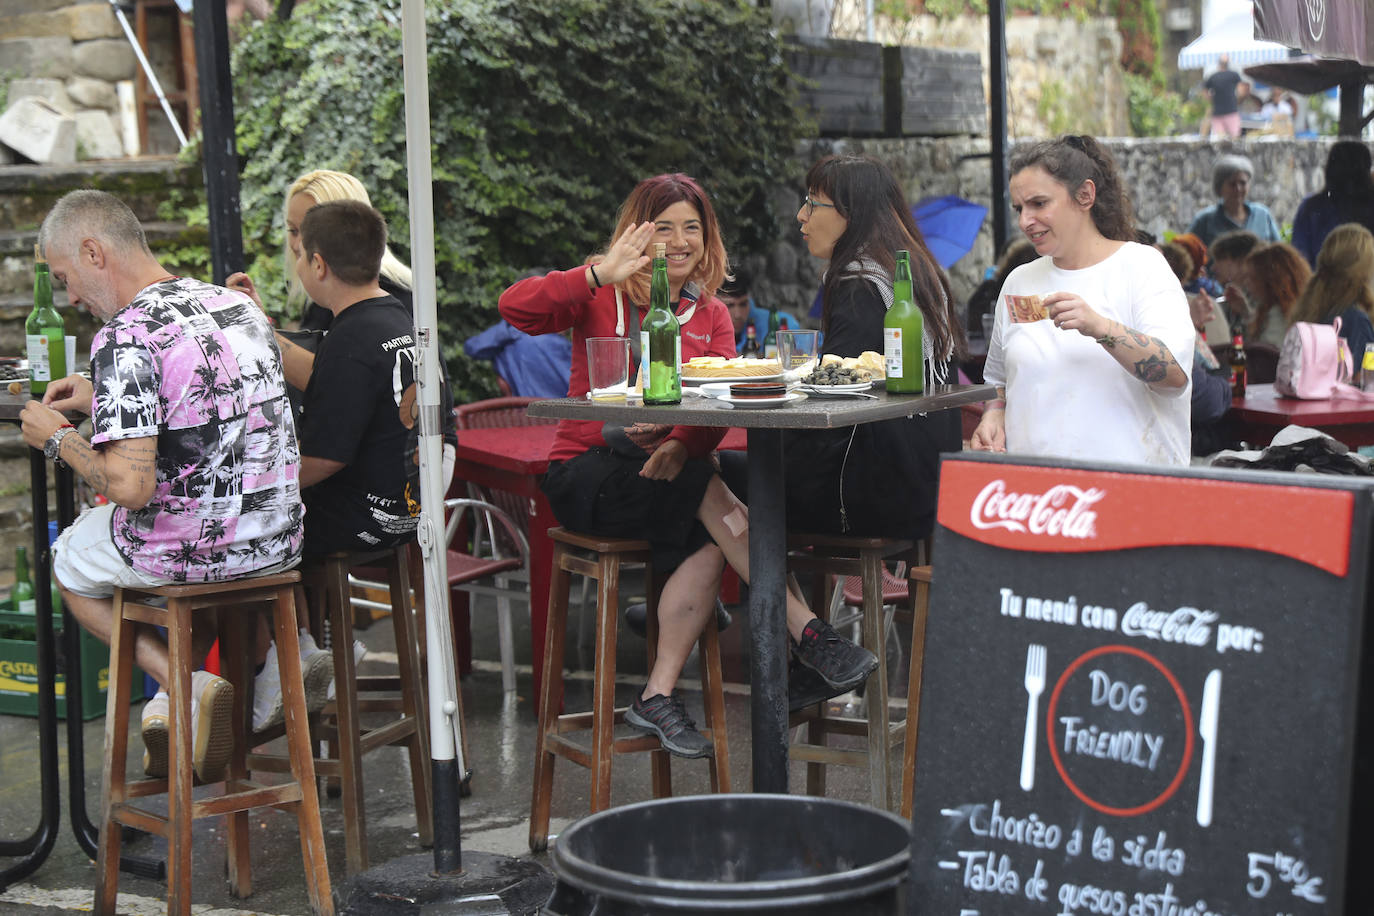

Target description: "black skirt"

left=541, top=447, right=717, bottom=574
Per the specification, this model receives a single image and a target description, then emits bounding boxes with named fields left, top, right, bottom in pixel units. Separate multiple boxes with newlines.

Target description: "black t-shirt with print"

left=300, top=294, right=446, bottom=555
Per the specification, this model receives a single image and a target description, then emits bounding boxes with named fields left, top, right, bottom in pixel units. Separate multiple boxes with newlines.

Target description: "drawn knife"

left=1196, top=669, right=1222, bottom=827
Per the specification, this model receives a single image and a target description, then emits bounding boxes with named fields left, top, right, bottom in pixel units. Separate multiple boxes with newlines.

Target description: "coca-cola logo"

left=1120, top=603, right=1216, bottom=647
left=969, top=479, right=1102, bottom=539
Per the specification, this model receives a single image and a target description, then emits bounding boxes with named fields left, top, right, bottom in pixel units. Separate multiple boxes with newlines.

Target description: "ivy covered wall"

left=231, top=0, right=808, bottom=401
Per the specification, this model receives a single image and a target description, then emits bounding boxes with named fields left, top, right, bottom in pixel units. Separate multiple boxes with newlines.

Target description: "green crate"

left=0, top=609, right=145, bottom=720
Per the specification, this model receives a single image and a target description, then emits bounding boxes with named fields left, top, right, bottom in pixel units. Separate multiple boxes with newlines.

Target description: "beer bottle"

left=741, top=322, right=761, bottom=358
left=27, top=244, right=66, bottom=397
left=763, top=306, right=781, bottom=358
left=1229, top=332, right=1247, bottom=399
left=11, top=545, right=35, bottom=615
left=641, top=243, right=681, bottom=406
left=884, top=250, right=925, bottom=394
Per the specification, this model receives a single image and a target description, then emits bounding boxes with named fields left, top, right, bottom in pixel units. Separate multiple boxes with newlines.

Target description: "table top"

left=1230, top=383, right=1374, bottom=425
left=527, top=384, right=996, bottom=429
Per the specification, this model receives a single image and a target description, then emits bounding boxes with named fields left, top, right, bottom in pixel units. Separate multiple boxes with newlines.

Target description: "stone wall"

left=746, top=136, right=1335, bottom=325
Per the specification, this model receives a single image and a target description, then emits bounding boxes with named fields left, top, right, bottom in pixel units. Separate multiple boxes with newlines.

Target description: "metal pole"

left=400, top=0, right=465, bottom=874
left=988, top=0, right=1010, bottom=254
left=190, top=0, right=245, bottom=284
left=107, top=0, right=189, bottom=148
left=748, top=428, right=790, bottom=793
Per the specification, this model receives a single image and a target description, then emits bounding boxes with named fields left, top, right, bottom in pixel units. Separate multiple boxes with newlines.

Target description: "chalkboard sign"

left=909, top=453, right=1374, bottom=915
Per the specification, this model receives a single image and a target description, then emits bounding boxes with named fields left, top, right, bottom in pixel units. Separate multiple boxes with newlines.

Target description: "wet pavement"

left=0, top=579, right=910, bottom=914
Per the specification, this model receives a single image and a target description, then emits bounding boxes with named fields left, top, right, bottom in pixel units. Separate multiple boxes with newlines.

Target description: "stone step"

left=0, top=219, right=201, bottom=300
left=0, top=158, right=198, bottom=230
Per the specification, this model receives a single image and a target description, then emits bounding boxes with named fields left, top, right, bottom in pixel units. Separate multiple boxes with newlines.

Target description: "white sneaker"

left=325, top=639, right=367, bottom=701
left=297, top=629, right=334, bottom=715
left=252, top=643, right=284, bottom=732
left=190, top=670, right=234, bottom=784
left=141, top=690, right=170, bottom=777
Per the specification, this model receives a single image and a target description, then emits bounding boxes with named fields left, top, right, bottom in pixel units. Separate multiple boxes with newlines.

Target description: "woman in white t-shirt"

left=971, top=135, right=1194, bottom=466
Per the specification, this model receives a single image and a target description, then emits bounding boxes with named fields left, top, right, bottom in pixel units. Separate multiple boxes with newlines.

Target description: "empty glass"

left=586, top=337, right=631, bottom=400
left=775, top=329, right=819, bottom=380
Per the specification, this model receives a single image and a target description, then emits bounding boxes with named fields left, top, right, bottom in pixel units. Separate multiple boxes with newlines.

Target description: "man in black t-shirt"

left=1204, top=55, right=1243, bottom=138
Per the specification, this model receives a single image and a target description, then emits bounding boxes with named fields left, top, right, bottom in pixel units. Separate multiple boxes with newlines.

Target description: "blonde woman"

left=227, top=169, right=413, bottom=334
left=1291, top=223, right=1374, bottom=360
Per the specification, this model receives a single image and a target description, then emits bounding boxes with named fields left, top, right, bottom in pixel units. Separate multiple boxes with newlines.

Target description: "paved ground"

left=0, top=580, right=912, bottom=914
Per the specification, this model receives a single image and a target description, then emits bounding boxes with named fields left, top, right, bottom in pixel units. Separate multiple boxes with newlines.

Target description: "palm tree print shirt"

left=88, top=277, right=304, bottom=581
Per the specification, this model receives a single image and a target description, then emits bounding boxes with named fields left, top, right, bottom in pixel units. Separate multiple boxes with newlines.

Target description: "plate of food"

left=681, top=356, right=783, bottom=385
left=799, top=352, right=883, bottom=393
left=798, top=381, right=874, bottom=396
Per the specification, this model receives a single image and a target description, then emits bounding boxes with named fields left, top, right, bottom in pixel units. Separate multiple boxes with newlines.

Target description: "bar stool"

left=95, top=570, right=333, bottom=916
left=248, top=545, right=433, bottom=875
left=528, top=527, right=730, bottom=853
left=786, top=533, right=925, bottom=812
left=900, top=565, right=932, bottom=819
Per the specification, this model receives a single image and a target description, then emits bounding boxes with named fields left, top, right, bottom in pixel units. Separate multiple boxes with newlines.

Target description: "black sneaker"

left=625, top=692, right=714, bottom=758
left=625, top=600, right=733, bottom=639
left=794, top=618, right=879, bottom=693
left=788, top=656, right=851, bottom=712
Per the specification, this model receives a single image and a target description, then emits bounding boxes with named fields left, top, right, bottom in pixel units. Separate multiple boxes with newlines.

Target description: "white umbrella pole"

left=400, top=0, right=464, bottom=873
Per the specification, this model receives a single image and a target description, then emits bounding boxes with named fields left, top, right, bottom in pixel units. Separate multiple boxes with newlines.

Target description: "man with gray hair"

left=19, top=189, right=304, bottom=783
left=1187, top=154, right=1282, bottom=248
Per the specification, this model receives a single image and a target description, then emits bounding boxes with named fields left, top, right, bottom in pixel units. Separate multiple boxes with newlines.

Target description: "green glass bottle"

left=883, top=250, right=924, bottom=394
left=27, top=244, right=65, bottom=397
left=764, top=306, right=782, bottom=358
left=11, top=545, right=35, bottom=615
left=641, top=243, right=681, bottom=406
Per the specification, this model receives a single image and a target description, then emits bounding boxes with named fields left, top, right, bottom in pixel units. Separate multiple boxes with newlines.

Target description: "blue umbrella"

left=912, top=194, right=988, bottom=270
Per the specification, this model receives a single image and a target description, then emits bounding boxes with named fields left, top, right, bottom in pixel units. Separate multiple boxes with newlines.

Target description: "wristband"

left=589, top=264, right=603, bottom=289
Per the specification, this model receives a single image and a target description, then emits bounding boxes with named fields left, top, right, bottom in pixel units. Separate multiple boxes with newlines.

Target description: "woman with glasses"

left=500, top=173, right=878, bottom=755
left=971, top=135, right=1193, bottom=466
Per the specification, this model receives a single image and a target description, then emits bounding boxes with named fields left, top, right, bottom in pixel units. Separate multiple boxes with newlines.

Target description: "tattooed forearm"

left=1132, top=354, right=1171, bottom=383
left=1128, top=329, right=1152, bottom=347
left=1096, top=334, right=1128, bottom=348
left=64, top=438, right=109, bottom=494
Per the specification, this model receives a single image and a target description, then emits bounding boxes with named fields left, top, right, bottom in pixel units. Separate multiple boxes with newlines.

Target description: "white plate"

left=718, top=391, right=807, bottom=409
left=798, top=381, right=874, bottom=395
left=699, top=382, right=786, bottom=399
left=682, top=371, right=783, bottom=386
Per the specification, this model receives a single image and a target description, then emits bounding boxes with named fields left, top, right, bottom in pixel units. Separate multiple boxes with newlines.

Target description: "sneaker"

left=787, top=657, right=852, bottom=712
left=296, top=630, right=334, bottom=715
left=190, top=670, right=234, bottom=784
left=794, top=618, right=879, bottom=693
left=141, top=691, right=170, bottom=777
left=624, top=600, right=733, bottom=639
left=625, top=692, right=713, bottom=759
left=326, top=639, right=367, bottom=702
left=252, top=643, right=284, bottom=732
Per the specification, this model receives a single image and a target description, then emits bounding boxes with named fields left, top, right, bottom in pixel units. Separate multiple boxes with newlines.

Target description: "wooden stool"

left=95, top=570, right=332, bottom=916
left=528, top=527, right=730, bottom=853
left=900, top=565, right=931, bottom=819
left=249, top=545, right=433, bottom=875
left=786, top=533, right=924, bottom=812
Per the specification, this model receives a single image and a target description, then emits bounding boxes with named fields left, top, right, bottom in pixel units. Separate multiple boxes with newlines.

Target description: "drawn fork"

left=1020, top=643, right=1047, bottom=791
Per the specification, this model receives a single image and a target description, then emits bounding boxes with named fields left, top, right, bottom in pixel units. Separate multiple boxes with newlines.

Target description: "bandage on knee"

left=722, top=507, right=748, bottom=538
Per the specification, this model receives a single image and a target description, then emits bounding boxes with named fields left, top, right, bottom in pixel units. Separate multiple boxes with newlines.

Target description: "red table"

left=451, top=424, right=747, bottom=699
left=1229, top=383, right=1374, bottom=447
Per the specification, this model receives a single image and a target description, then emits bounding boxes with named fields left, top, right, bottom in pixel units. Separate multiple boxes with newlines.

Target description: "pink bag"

left=1274, top=319, right=1353, bottom=399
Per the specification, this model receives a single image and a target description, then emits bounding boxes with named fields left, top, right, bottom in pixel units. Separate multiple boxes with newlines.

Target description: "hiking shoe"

left=252, top=643, right=284, bottom=732
left=625, top=692, right=713, bottom=759
left=787, top=657, right=853, bottom=712
left=794, top=618, right=879, bottom=693
left=625, top=600, right=733, bottom=639
left=191, top=670, right=235, bottom=783
left=141, top=690, right=170, bottom=777
left=296, top=629, right=334, bottom=715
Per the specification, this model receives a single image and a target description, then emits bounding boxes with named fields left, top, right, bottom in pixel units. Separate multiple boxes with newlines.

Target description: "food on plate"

left=803, top=364, right=870, bottom=386
left=681, top=356, right=781, bottom=378
left=1007, top=293, right=1048, bottom=323
left=812, top=350, right=884, bottom=382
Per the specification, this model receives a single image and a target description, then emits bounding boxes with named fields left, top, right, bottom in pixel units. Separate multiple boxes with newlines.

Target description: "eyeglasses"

left=802, top=195, right=836, bottom=218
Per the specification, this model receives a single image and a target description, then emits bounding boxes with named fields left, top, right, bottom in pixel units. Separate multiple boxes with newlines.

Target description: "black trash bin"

left=544, top=794, right=910, bottom=915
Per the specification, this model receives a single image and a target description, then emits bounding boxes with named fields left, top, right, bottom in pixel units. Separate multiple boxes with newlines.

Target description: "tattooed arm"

left=19, top=398, right=157, bottom=507
left=1043, top=292, right=1187, bottom=390
left=275, top=331, right=316, bottom=391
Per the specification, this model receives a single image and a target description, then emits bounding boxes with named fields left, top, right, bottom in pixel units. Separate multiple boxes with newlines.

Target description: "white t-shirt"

left=983, top=242, right=1194, bottom=466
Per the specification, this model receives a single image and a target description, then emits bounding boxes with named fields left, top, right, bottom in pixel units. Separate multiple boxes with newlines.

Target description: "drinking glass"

left=586, top=337, right=631, bottom=400
left=775, top=329, right=818, bottom=380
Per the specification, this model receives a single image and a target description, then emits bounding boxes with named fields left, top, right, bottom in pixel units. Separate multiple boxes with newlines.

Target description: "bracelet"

left=589, top=264, right=603, bottom=289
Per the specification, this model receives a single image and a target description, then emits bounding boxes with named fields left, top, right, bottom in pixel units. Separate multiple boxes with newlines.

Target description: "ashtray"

left=729, top=382, right=787, bottom=399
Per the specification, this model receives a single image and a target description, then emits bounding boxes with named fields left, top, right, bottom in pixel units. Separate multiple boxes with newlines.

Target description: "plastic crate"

left=0, top=609, right=144, bottom=720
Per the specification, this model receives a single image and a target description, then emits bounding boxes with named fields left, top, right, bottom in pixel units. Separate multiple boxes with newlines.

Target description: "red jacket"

left=499, top=267, right=735, bottom=461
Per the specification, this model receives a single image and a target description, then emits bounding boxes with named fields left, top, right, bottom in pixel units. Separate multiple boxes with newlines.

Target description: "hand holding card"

left=1007, top=294, right=1049, bottom=323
